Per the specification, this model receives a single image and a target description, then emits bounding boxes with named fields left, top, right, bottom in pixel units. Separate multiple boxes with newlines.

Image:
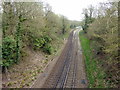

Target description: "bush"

left=43, top=44, right=53, bottom=55
left=33, top=35, right=53, bottom=54
left=33, top=38, right=46, bottom=50
left=2, top=36, right=16, bottom=67
left=43, top=35, right=52, bottom=43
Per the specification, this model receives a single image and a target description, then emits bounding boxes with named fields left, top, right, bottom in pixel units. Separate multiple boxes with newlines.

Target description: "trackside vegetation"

left=80, top=1, right=119, bottom=88
left=79, top=31, right=107, bottom=88
left=1, top=2, right=80, bottom=73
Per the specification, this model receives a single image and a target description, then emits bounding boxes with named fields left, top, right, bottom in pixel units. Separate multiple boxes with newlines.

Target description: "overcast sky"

left=42, top=0, right=109, bottom=21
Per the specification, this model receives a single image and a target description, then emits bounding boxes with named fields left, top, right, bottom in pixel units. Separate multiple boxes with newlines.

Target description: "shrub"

left=33, top=35, right=53, bottom=54
left=2, top=36, right=16, bottom=67
left=43, top=44, right=53, bottom=55
left=33, top=38, right=46, bottom=50
left=42, top=35, right=52, bottom=43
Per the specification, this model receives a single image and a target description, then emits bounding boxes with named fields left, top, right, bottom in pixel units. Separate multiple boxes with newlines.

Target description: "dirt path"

left=32, top=29, right=88, bottom=88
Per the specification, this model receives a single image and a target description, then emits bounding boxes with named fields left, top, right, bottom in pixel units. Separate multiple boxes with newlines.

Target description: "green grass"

left=79, top=31, right=107, bottom=88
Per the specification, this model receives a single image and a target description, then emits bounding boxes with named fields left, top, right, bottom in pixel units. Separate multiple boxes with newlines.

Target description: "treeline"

left=81, top=2, right=119, bottom=87
left=1, top=2, right=80, bottom=73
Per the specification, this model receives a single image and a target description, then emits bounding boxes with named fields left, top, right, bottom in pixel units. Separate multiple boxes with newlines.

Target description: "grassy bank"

left=79, top=31, right=107, bottom=88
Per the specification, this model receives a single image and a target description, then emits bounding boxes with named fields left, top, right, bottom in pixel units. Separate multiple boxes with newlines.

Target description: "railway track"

left=42, top=30, right=87, bottom=88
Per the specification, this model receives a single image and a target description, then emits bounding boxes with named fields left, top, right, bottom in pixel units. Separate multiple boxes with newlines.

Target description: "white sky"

left=42, top=0, right=109, bottom=21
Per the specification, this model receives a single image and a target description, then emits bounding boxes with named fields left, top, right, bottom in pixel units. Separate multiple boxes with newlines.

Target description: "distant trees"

left=81, top=2, right=119, bottom=87
left=61, top=16, right=71, bottom=34
left=62, top=16, right=65, bottom=34
left=82, top=5, right=95, bottom=33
